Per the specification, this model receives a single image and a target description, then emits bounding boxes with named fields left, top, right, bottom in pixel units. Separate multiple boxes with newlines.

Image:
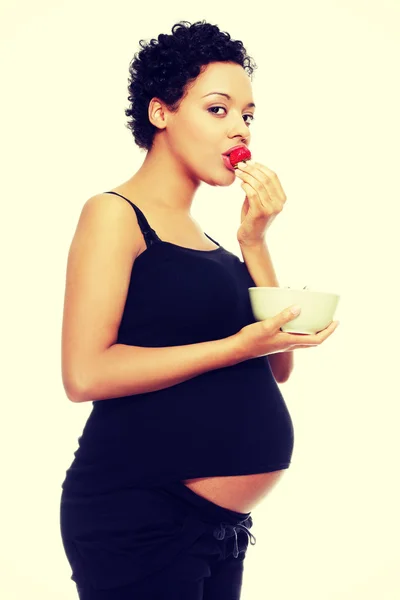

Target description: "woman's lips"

left=222, top=155, right=236, bottom=171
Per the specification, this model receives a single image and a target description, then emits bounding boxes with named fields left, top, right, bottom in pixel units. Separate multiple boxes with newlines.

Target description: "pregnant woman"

left=59, top=20, right=339, bottom=600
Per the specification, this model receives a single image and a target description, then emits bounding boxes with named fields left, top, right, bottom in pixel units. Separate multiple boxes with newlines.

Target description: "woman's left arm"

left=235, top=159, right=293, bottom=383
left=239, top=240, right=294, bottom=384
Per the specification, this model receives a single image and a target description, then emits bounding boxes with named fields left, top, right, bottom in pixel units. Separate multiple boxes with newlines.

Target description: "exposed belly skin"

left=181, top=471, right=285, bottom=513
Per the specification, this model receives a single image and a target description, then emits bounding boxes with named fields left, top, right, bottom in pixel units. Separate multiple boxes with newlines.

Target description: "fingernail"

left=291, top=305, right=301, bottom=315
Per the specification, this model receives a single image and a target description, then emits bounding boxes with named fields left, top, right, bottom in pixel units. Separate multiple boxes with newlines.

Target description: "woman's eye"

left=207, top=107, right=255, bottom=125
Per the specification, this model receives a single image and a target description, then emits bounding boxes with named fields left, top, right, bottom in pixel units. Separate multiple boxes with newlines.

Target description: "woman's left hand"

left=235, top=160, right=287, bottom=247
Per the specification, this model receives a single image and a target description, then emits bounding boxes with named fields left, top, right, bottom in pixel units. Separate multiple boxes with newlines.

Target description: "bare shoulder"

left=83, top=191, right=146, bottom=254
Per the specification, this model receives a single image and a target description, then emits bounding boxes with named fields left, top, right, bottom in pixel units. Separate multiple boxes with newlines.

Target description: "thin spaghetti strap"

left=204, top=232, right=221, bottom=246
left=103, top=191, right=161, bottom=249
left=103, top=190, right=140, bottom=212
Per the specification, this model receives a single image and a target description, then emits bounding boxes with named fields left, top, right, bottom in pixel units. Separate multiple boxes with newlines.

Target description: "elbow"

left=63, top=354, right=95, bottom=403
left=64, top=352, right=104, bottom=403
left=64, top=381, right=85, bottom=403
left=279, top=365, right=295, bottom=384
left=272, top=371, right=287, bottom=384
left=276, top=364, right=294, bottom=384
left=268, top=352, right=294, bottom=384
left=277, top=372, right=290, bottom=384
left=271, top=365, right=293, bottom=384
left=63, top=372, right=90, bottom=403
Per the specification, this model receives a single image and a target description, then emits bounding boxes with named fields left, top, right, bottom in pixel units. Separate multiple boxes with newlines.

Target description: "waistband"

left=160, top=481, right=256, bottom=559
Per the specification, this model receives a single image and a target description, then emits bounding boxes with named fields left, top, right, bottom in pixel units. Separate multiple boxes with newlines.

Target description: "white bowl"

left=248, top=287, right=340, bottom=334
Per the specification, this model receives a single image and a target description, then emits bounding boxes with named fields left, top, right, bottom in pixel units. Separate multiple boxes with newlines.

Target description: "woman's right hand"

left=235, top=305, right=340, bottom=360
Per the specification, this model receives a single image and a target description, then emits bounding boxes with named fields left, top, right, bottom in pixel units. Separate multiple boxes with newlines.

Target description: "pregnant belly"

left=181, top=471, right=285, bottom=513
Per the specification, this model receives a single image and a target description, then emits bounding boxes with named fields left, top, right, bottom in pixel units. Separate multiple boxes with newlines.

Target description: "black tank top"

left=61, top=191, right=294, bottom=495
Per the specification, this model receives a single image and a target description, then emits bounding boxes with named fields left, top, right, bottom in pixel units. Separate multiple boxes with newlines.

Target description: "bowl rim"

left=248, top=287, right=338, bottom=297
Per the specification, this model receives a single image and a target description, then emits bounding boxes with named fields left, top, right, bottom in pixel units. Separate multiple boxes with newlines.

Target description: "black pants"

left=60, top=481, right=256, bottom=599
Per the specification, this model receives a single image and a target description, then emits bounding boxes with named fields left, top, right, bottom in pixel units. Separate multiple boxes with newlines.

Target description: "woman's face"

left=162, top=61, right=256, bottom=186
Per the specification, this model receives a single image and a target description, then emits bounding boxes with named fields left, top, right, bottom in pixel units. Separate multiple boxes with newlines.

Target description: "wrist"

left=238, top=238, right=267, bottom=252
left=225, top=331, right=249, bottom=365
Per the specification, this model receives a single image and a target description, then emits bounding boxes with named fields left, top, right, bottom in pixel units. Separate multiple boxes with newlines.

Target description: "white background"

left=1, top=0, right=399, bottom=598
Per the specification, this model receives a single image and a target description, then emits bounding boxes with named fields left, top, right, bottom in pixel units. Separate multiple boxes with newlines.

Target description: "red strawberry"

left=229, top=146, right=252, bottom=168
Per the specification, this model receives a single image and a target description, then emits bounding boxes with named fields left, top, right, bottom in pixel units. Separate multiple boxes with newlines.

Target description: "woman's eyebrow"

left=202, top=92, right=256, bottom=109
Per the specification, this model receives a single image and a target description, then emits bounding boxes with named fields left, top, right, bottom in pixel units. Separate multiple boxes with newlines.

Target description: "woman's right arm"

left=61, top=194, right=246, bottom=404
left=78, top=336, right=244, bottom=403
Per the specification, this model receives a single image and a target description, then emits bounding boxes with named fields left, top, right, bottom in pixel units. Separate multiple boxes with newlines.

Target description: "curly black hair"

left=124, top=20, right=257, bottom=152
